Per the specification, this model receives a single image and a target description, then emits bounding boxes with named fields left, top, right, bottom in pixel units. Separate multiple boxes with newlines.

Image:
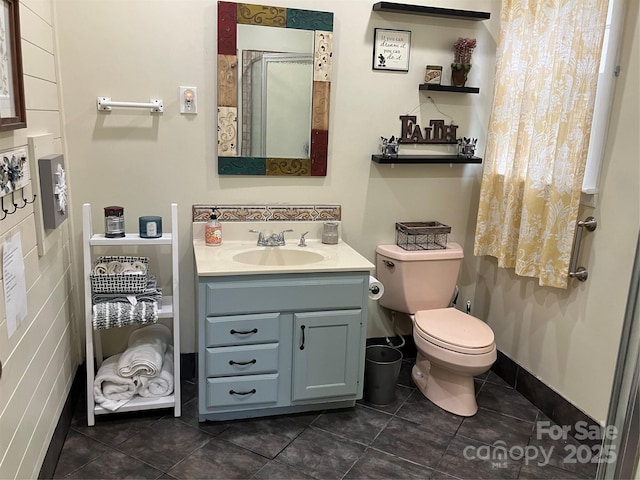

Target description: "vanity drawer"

left=204, top=273, right=367, bottom=315
left=205, top=343, right=279, bottom=377
left=205, top=313, right=281, bottom=347
left=206, top=374, right=279, bottom=408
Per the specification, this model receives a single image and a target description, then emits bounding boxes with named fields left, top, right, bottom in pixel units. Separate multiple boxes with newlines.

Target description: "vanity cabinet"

left=197, top=271, right=369, bottom=421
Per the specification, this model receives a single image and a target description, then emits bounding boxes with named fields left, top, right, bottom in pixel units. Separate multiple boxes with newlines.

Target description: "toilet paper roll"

left=369, top=275, right=384, bottom=301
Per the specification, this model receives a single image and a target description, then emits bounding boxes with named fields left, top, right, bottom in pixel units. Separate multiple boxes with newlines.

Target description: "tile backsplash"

left=192, top=204, right=341, bottom=222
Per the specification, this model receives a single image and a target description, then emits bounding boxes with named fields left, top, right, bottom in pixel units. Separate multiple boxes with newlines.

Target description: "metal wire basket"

left=395, top=221, right=450, bottom=251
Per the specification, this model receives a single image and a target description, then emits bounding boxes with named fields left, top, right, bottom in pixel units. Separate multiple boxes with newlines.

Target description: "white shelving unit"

left=82, top=203, right=180, bottom=426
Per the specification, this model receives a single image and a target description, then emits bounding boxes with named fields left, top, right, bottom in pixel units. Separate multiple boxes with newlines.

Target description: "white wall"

left=473, top=0, right=640, bottom=424
left=54, top=0, right=500, bottom=353
left=0, top=0, right=78, bottom=478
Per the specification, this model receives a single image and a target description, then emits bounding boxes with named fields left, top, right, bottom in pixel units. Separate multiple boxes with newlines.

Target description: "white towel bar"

left=97, top=97, right=163, bottom=113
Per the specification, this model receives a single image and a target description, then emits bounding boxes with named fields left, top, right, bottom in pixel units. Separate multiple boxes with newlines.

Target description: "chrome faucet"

left=249, top=229, right=293, bottom=246
left=298, top=231, right=309, bottom=247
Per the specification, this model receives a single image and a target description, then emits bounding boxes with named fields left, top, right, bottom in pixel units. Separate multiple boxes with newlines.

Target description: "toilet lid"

left=415, top=308, right=495, bottom=355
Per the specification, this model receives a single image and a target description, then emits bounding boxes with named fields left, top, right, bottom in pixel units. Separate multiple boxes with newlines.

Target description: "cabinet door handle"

left=299, top=324, right=306, bottom=350
left=229, top=388, right=256, bottom=396
left=230, top=328, right=258, bottom=335
left=228, top=359, right=257, bottom=366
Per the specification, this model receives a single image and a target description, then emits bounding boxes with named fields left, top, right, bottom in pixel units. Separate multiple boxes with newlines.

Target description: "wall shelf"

left=372, top=2, right=490, bottom=21
left=372, top=154, right=482, bottom=164
left=419, top=84, right=480, bottom=94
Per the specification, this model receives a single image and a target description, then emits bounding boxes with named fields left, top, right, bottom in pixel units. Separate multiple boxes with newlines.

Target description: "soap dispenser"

left=205, top=209, right=222, bottom=246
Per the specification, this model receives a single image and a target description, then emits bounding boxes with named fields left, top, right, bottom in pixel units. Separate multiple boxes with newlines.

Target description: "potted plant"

left=451, top=37, right=476, bottom=87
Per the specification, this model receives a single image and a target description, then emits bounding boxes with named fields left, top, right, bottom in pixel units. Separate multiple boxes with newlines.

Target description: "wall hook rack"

left=97, top=97, right=163, bottom=113
left=0, top=187, right=37, bottom=220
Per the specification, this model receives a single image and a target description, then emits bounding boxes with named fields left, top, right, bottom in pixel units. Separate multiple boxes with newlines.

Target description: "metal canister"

left=104, top=206, right=125, bottom=238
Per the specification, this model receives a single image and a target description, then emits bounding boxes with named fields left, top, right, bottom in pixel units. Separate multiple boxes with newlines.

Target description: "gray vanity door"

left=291, top=310, right=362, bottom=401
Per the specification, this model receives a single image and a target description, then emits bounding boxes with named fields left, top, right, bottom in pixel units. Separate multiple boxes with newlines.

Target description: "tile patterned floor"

left=52, top=361, right=598, bottom=479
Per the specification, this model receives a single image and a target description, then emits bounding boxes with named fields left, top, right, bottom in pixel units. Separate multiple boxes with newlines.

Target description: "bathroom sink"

left=232, top=248, right=325, bottom=267
left=193, top=221, right=374, bottom=276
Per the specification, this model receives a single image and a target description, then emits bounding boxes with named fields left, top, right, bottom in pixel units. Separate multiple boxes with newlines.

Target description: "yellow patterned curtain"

left=474, top=0, right=609, bottom=288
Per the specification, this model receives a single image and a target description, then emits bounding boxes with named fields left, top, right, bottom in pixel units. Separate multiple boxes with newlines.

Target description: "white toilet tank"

left=375, top=242, right=464, bottom=314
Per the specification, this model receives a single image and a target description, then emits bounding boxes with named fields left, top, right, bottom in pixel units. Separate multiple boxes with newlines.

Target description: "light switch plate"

left=180, top=86, right=197, bottom=114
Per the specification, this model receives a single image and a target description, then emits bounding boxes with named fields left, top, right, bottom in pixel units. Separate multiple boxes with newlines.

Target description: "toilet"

left=375, top=242, right=496, bottom=416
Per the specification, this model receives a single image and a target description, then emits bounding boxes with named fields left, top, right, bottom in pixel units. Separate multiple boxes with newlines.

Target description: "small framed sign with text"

left=372, top=28, right=411, bottom=72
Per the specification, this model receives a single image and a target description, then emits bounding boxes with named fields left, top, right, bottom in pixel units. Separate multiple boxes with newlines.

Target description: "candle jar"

left=139, top=216, right=162, bottom=238
left=104, top=206, right=125, bottom=238
left=322, top=222, right=339, bottom=244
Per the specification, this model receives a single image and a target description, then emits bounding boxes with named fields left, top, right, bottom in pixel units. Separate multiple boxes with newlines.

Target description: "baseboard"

left=492, top=350, right=600, bottom=445
left=38, top=365, right=85, bottom=479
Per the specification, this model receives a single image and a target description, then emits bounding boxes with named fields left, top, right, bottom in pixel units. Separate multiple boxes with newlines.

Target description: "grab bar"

left=97, top=97, right=163, bottom=113
left=569, top=216, right=597, bottom=282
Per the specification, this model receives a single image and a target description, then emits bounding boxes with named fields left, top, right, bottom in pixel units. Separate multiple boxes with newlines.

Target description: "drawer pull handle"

left=228, top=359, right=257, bottom=366
left=300, top=325, right=306, bottom=350
left=229, top=388, right=256, bottom=396
left=230, top=328, right=258, bottom=335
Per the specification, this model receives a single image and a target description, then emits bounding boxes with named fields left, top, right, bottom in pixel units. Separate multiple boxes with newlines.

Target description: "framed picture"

left=0, top=0, right=26, bottom=132
left=372, top=28, right=411, bottom=72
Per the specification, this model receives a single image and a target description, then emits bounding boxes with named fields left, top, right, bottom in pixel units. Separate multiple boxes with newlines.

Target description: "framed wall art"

left=0, top=0, right=26, bottom=131
left=372, top=28, right=411, bottom=72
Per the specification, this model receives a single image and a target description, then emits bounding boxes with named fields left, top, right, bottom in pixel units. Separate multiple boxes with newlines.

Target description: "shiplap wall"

left=0, top=0, right=78, bottom=478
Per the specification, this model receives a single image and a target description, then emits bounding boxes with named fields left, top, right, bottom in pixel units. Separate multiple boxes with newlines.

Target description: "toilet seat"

left=414, top=308, right=495, bottom=355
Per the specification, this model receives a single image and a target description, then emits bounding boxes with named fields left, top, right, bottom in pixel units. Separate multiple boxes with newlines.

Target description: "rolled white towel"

left=138, top=346, right=174, bottom=398
left=93, top=263, right=108, bottom=275
left=94, top=353, right=137, bottom=411
left=117, top=323, right=172, bottom=378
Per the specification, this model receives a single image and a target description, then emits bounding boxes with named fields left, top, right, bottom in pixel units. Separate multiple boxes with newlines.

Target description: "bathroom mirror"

left=217, top=1, right=333, bottom=176
left=239, top=24, right=314, bottom=159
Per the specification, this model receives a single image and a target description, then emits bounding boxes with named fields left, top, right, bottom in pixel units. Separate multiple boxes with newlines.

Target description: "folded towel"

left=94, top=353, right=137, bottom=411
left=92, top=300, right=158, bottom=330
left=117, top=323, right=172, bottom=378
left=138, top=346, right=174, bottom=398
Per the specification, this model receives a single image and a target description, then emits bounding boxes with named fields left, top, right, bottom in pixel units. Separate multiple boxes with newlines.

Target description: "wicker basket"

left=90, top=256, right=149, bottom=294
left=395, top=221, right=451, bottom=251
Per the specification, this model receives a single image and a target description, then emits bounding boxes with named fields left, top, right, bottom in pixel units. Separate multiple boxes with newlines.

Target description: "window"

left=582, top=0, right=626, bottom=197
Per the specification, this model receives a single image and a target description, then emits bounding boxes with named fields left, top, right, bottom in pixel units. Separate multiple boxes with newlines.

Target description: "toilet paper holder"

left=368, top=275, right=384, bottom=301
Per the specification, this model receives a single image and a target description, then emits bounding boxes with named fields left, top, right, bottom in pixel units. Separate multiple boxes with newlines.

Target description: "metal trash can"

left=364, top=345, right=403, bottom=405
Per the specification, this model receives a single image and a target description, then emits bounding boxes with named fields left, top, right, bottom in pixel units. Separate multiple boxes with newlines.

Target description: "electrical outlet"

left=179, top=86, right=197, bottom=114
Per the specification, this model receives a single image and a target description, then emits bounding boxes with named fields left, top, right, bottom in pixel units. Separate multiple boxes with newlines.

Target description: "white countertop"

left=193, top=220, right=374, bottom=276
left=193, top=239, right=374, bottom=276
